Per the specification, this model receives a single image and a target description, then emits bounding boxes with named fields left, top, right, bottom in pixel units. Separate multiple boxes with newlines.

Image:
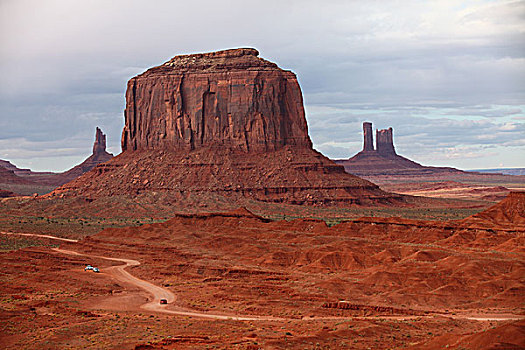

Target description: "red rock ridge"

left=462, top=191, right=525, bottom=229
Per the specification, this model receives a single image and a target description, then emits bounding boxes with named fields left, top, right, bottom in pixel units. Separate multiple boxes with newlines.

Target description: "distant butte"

left=0, top=127, right=113, bottom=195
left=333, top=122, right=525, bottom=202
left=50, top=48, right=405, bottom=207
left=334, top=122, right=462, bottom=176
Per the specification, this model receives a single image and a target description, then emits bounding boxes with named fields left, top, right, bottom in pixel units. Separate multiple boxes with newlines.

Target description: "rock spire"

left=335, top=122, right=458, bottom=176
left=358, top=122, right=397, bottom=156
left=362, top=122, right=374, bottom=152
left=92, top=127, right=108, bottom=155
left=376, top=127, right=396, bottom=156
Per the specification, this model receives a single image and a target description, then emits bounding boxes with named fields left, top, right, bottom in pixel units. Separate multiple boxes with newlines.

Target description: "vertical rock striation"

left=121, top=48, right=312, bottom=153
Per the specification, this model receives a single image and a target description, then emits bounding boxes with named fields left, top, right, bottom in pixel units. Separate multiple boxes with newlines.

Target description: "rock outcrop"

left=48, top=48, right=405, bottom=208
left=334, top=123, right=525, bottom=202
left=122, top=48, right=311, bottom=153
left=93, top=127, right=109, bottom=155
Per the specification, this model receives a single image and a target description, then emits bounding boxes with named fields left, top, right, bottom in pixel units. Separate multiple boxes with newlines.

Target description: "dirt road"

left=53, top=247, right=283, bottom=321
left=52, top=247, right=525, bottom=323
left=52, top=248, right=421, bottom=321
left=1, top=231, right=78, bottom=242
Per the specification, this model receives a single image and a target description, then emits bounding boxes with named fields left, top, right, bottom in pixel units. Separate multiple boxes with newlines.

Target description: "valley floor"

left=1, top=198, right=523, bottom=349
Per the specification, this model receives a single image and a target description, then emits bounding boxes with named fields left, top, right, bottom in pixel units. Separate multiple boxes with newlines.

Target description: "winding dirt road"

left=53, top=247, right=285, bottom=321
left=3, top=231, right=523, bottom=322
left=53, top=248, right=182, bottom=315
left=1, top=231, right=79, bottom=243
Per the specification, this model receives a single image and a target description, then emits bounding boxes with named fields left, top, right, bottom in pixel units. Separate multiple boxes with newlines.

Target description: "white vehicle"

left=93, top=267, right=100, bottom=273
left=84, top=265, right=94, bottom=271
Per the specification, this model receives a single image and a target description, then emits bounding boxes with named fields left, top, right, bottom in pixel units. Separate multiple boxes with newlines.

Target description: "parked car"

left=84, top=265, right=93, bottom=271
left=93, top=267, right=100, bottom=273
left=160, top=299, right=168, bottom=304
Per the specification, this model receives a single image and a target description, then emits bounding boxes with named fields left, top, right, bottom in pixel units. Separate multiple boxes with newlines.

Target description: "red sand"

left=1, top=193, right=523, bottom=348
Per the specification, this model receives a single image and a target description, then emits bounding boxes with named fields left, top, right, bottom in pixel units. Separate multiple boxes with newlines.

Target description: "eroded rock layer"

left=53, top=146, right=400, bottom=206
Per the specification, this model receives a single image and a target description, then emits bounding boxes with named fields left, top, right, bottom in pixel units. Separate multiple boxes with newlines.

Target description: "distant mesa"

left=333, top=122, right=525, bottom=203
left=0, top=165, right=37, bottom=186
left=335, top=122, right=462, bottom=176
left=473, top=168, right=525, bottom=176
left=50, top=48, right=405, bottom=207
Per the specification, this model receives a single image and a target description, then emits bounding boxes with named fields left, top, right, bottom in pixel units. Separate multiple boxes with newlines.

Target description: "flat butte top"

left=139, top=48, right=282, bottom=77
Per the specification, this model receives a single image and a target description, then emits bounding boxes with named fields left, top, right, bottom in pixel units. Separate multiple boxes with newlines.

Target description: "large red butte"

left=122, top=48, right=311, bottom=153
left=50, top=48, right=404, bottom=207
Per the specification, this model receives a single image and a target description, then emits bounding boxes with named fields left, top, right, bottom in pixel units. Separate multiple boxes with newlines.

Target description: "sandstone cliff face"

left=122, top=48, right=311, bottom=152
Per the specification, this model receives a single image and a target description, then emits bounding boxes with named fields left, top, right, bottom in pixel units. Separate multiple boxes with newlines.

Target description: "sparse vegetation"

left=0, top=235, right=58, bottom=251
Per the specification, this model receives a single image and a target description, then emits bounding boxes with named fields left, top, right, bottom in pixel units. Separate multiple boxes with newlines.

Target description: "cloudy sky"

left=1, top=0, right=524, bottom=171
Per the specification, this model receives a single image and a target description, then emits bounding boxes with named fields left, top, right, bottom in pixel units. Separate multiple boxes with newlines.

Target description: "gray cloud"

left=0, top=0, right=524, bottom=171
